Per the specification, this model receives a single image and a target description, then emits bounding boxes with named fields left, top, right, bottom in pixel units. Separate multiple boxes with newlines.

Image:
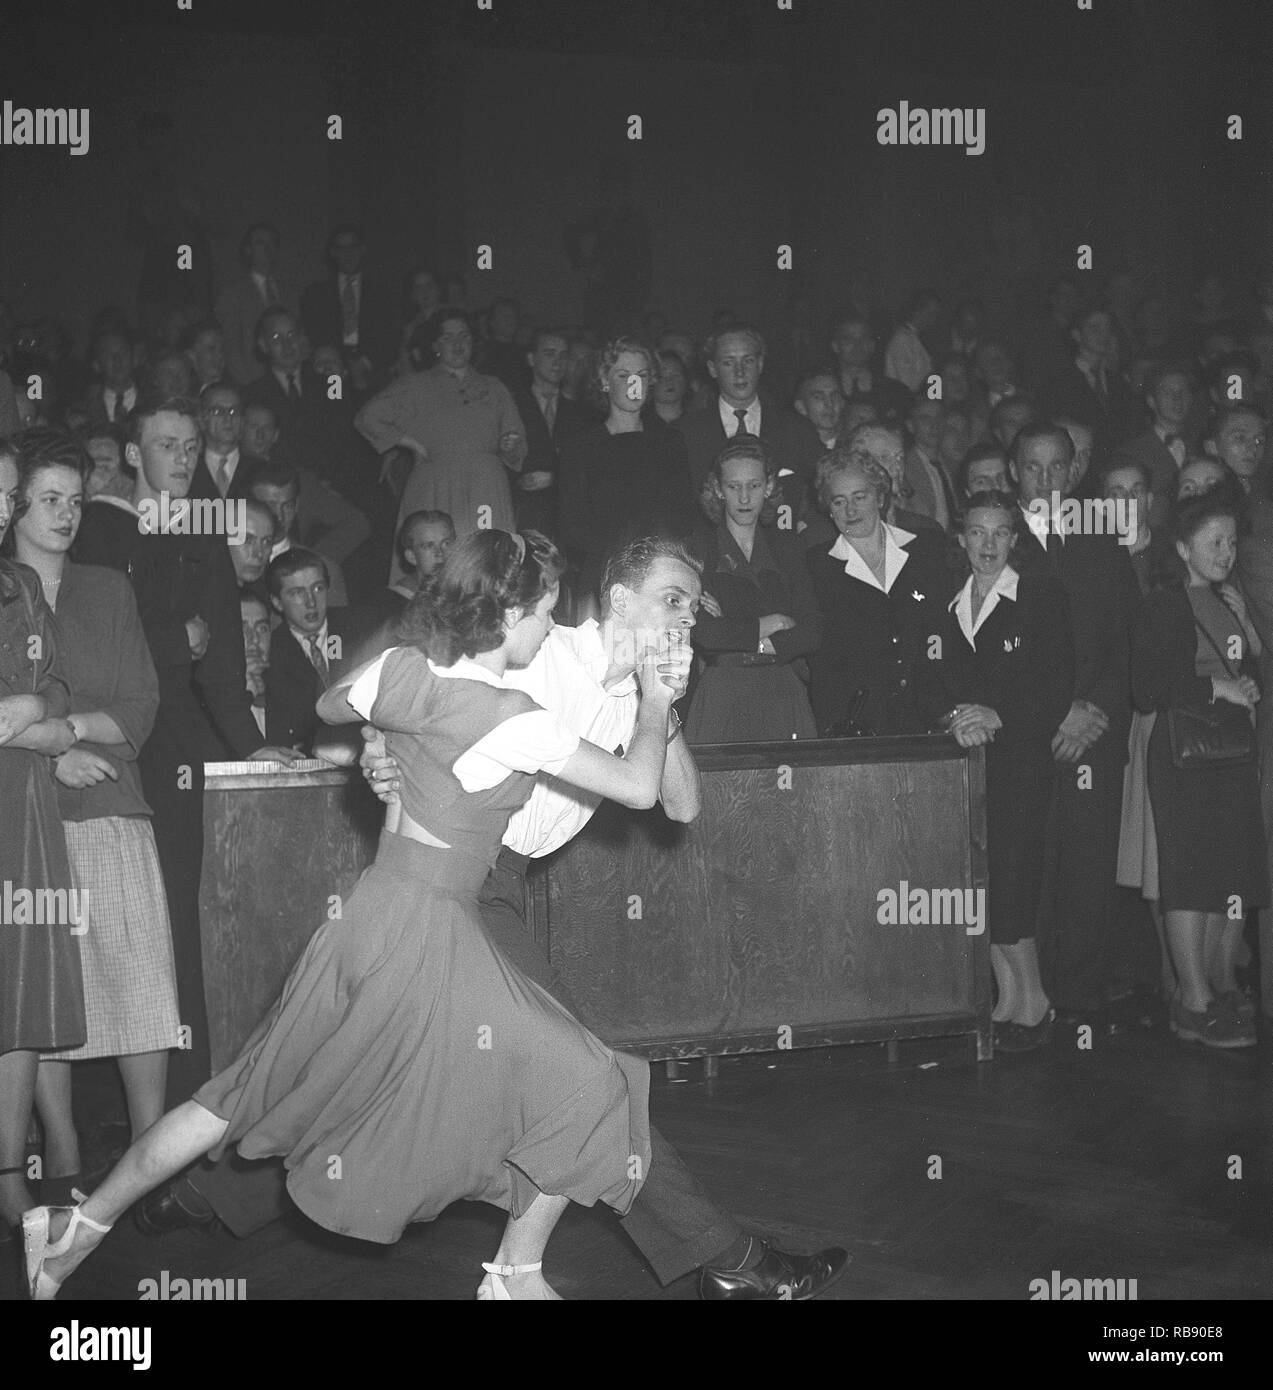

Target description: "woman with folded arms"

left=10, top=428, right=178, bottom=1201
left=0, top=436, right=83, bottom=1242
left=687, top=438, right=821, bottom=743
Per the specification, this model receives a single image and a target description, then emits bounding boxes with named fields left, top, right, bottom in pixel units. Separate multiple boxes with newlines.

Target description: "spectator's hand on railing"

left=949, top=704, right=1001, bottom=748
left=246, top=745, right=303, bottom=765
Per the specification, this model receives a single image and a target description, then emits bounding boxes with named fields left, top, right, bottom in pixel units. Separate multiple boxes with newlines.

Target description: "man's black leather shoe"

left=134, top=1179, right=220, bottom=1237
left=699, top=1239, right=850, bottom=1300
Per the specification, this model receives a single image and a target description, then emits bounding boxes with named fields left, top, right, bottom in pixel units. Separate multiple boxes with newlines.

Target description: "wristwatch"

left=667, top=707, right=683, bottom=744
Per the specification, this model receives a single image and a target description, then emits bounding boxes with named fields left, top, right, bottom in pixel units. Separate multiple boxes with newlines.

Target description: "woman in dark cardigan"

left=686, top=438, right=821, bottom=743
left=919, top=491, right=1074, bottom=1051
left=1131, top=489, right=1267, bottom=1048
left=805, top=445, right=953, bottom=737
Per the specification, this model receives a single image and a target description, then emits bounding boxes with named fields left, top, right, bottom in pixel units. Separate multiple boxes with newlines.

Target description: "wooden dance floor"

left=5, top=1027, right=1271, bottom=1302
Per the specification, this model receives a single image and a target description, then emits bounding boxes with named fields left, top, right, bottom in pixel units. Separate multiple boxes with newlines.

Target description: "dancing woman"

left=25, top=528, right=681, bottom=1301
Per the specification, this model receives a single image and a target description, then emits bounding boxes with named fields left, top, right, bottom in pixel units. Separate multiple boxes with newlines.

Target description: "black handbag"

left=1166, top=610, right=1256, bottom=770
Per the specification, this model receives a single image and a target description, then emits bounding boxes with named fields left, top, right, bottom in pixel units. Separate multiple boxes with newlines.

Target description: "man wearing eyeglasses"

left=243, top=307, right=373, bottom=503
left=188, top=382, right=265, bottom=502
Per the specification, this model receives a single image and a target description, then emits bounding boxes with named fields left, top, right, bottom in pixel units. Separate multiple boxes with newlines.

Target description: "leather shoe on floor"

left=700, top=1239, right=849, bottom=1300
left=134, top=1179, right=220, bottom=1236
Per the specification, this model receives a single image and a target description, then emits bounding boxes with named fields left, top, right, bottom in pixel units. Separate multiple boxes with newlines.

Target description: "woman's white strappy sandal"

left=23, top=1203, right=113, bottom=1301
left=477, top=1260, right=543, bottom=1300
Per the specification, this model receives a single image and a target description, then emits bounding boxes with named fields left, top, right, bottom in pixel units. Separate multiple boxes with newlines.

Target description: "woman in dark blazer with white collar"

left=805, top=446, right=953, bottom=736
left=919, top=490, right=1075, bottom=1051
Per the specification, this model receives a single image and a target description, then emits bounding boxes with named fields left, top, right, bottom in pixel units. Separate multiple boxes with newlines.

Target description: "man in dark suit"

left=262, top=547, right=370, bottom=755
left=242, top=307, right=370, bottom=498
left=674, top=324, right=823, bottom=528
left=73, top=392, right=297, bottom=1106
left=215, top=221, right=290, bottom=385
left=509, top=327, right=590, bottom=537
left=1040, top=306, right=1146, bottom=458
left=1109, top=363, right=1196, bottom=530
left=299, top=224, right=397, bottom=395
left=1011, top=422, right=1140, bottom=1025
left=187, top=382, right=264, bottom=502
left=77, top=327, right=139, bottom=428
left=829, top=311, right=913, bottom=427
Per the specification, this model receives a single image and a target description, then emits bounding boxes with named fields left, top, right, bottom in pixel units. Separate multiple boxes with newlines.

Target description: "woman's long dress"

left=918, top=566, right=1075, bottom=944
left=39, top=563, right=179, bottom=1061
left=194, top=646, right=651, bottom=1244
left=0, top=560, right=85, bottom=1053
left=355, top=365, right=526, bottom=586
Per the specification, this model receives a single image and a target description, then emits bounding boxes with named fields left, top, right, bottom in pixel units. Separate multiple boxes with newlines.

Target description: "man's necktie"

left=1094, top=369, right=1108, bottom=406
left=264, top=276, right=280, bottom=305
left=308, top=634, right=330, bottom=685
left=111, top=392, right=126, bottom=423
left=340, top=276, right=358, bottom=340
left=287, top=373, right=301, bottom=404
left=541, top=394, right=556, bottom=434
left=213, top=457, right=231, bottom=497
left=733, top=408, right=750, bottom=436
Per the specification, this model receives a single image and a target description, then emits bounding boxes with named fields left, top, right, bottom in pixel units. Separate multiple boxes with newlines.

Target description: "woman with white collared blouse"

left=919, top=491, right=1075, bottom=1052
left=805, top=447, right=953, bottom=737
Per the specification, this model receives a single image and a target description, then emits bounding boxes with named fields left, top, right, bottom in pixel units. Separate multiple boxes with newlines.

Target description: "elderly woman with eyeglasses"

left=356, top=309, right=527, bottom=587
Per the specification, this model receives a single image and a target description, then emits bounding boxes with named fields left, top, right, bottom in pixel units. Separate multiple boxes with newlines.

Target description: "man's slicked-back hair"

left=529, top=325, right=571, bottom=354
left=267, top=546, right=330, bottom=598
left=249, top=459, right=302, bottom=495
left=599, top=534, right=704, bottom=607
left=704, top=322, right=766, bottom=362
left=1210, top=401, right=1268, bottom=438
left=1011, top=420, right=1075, bottom=470
left=127, top=392, right=201, bottom=449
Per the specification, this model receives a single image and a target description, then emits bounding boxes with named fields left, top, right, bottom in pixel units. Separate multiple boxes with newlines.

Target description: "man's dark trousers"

left=189, top=847, right=742, bottom=1285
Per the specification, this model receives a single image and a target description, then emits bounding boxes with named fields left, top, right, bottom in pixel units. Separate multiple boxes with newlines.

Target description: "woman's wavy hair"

left=398, top=528, right=564, bottom=666
left=10, top=426, right=92, bottom=511
left=1170, top=482, right=1249, bottom=548
left=590, top=335, right=656, bottom=413
left=813, top=445, right=892, bottom=515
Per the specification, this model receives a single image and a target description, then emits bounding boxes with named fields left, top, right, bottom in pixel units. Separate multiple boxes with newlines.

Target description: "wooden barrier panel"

left=200, top=738, right=989, bottom=1073
left=200, top=761, right=381, bottom=1072
left=532, top=737, right=991, bottom=1061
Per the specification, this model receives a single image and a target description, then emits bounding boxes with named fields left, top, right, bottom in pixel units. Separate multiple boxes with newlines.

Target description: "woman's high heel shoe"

left=22, top=1203, right=113, bottom=1301
left=477, top=1260, right=543, bottom=1301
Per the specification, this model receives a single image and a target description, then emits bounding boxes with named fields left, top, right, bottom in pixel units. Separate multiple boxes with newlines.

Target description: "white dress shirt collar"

left=950, top=565, right=1019, bottom=648
left=718, top=395, right=761, bottom=437
left=828, top=524, right=916, bottom=593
